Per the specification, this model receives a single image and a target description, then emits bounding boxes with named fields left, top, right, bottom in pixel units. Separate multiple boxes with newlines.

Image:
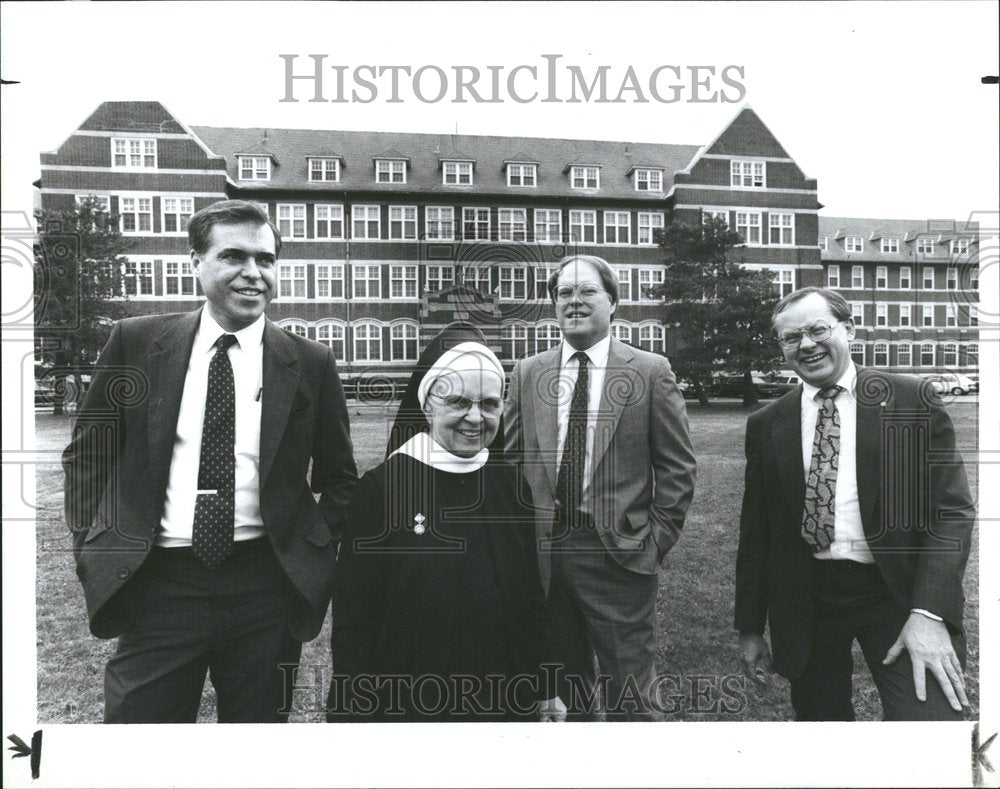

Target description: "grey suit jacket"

left=504, top=337, right=696, bottom=586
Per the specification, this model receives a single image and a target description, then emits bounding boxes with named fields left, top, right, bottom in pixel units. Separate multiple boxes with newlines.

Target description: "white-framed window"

left=500, top=323, right=529, bottom=360
left=701, top=209, right=729, bottom=229
left=280, top=320, right=308, bottom=338
left=507, top=163, right=537, bottom=187
left=638, top=268, right=665, bottom=301
left=638, top=212, right=665, bottom=245
left=315, top=204, right=345, bottom=240
left=951, top=238, right=970, bottom=256
left=970, top=305, right=979, bottom=326
left=278, top=263, right=308, bottom=298
left=164, top=259, right=196, bottom=296
left=390, top=321, right=419, bottom=361
left=735, top=211, right=762, bottom=245
left=238, top=156, right=270, bottom=181
left=942, top=342, right=957, bottom=369
left=389, top=264, right=418, bottom=298
left=426, top=265, right=454, bottom=292
left=881, top=237, right=899, bottom=253
left=899, top=303, right=911, bottom=327
left=352, top=205, right=380, bottom=239
left=874, top=342, right=889, bottom=367
left=465, top=265, right=492, bottom=294
left=535, top=322, right=561, bottom=353
left=876, top=302, right=888, bottom=327
left=850, top=341, right=866, bottom=365
left=353, top=321, right=382, bottom=361
left=876, top=266, right=888, bottom=289
left=463, top=207, right=491, bottom=240
left=768, top=213, right=794, bottom=246
left=922, top=304, right=935, bottom=327
left=570, top=166, right=599, bottom=189
left=638, top=323, right=665, bottom=353
left=119, top=196, right=153, bottom=234
left=604, top=211, right=631, bottom=244
left=971, top=269, right=979, bottom=291
left=611, top=322, right=633, bottom=345
left=569, top=210, right=597, bottom=244
left=730, top=160, right=765, bottom=188
left=534, top=265, right=556, bottom=300
left=308, top=158, right=340, bottom=182
left=899, top=266, right=912, bottom=289
left=376, top=159, right=406, bottom=184
left=897, top=343, right=912, bottom=367
left=851, top=302, right=865, bottom=326
left=916, top=237, right=935, bottom=255
left=922, top=267, right=935, bottom=289
left=315, top=263, right=345, bottom=298
left=774, top=269, right=794, bottom=298
left=946, top=267, right=958, bottom=290
left=633, top=168, right=662, bottom=192
left=122, top=260, right=154, bottom=296
left=498, top=208, right=527, bottom=241
left=316, top=321, right=346, bottom=362
left=443, top=161, right=473, bottom=185
left=112, top=138, right=157, bottom=169
left=534, top=209, right=562, bottom=243
left=499, top=266, right=528, bottom=300
left=277, top=204, right=307, bottom=240
left=425, top=206, right=455, bottom=240
left=845, top=236, right=864, bottom=253
left=388, top=205, right=417, bottom=240
left=614, top=266, right=632, bottom=302
left=352, top=264, right=381, bottom=298
left=827, top=265, right=840, bottom=288
left=820, top=235, right=829, bottom=251
left=162, top=197, right=194, bottom=233
left=946, top=304, right=957, bottom=327
left=966, top=343, right=979, bottom=365
left=920, top=342, right=935, bottom=367
left=851, top=265, right=864, bottom=289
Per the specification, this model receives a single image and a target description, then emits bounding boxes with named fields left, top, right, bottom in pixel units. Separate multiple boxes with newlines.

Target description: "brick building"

left=37, top=101, right=979, bottom=390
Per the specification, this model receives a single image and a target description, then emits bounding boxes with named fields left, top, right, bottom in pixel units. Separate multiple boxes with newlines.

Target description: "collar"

left=801, top=363, right=858, bottom=403
left=389, top=431, right=489, bottom=473
left=560, top=334, right=611, bottom=369
left=194, top=309, right=266, bottom=356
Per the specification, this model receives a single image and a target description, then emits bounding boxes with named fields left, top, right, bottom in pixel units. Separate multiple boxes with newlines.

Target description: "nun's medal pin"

left=413, top=513, right=426, bottom=535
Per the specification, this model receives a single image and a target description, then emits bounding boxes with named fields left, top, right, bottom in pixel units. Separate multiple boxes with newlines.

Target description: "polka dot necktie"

left=192, top=333, right=238, bottom=567
left=556, top=351, right=590, bottom=529
left=801, top=385, right=845, bottom=552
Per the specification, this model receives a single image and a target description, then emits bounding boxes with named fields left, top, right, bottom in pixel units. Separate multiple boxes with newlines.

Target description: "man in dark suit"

left=736, top=286, right=974, bottom=720
left=505, top=255, right=696, bottom=720
left=63, top=200, right=357, bottom=723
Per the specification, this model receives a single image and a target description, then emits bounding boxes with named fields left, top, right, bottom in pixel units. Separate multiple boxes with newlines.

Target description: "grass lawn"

left=35, top=399, right=979, bottom=722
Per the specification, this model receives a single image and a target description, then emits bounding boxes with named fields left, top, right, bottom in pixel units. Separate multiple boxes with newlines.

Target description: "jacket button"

left=117, top=568, right=130, bottom=580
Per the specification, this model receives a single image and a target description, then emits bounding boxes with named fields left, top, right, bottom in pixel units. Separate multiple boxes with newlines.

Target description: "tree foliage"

left=652, top=218, right=782, bottom=405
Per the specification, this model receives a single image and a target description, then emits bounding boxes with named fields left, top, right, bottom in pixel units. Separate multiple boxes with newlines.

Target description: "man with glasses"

left=505, top=254, right=696, bottom=720
left=735, top=286, right=974, bottom=720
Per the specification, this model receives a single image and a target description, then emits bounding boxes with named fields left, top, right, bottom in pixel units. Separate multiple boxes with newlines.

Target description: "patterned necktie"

left=556, top=351, right=590, bottom=528
left=192, top=333, right=238, bottom=567
left=801, top=384, right=845, bottom=552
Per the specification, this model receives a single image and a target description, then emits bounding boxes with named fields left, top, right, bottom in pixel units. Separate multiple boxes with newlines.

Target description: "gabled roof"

left=819, top=216, right=979, bottom=260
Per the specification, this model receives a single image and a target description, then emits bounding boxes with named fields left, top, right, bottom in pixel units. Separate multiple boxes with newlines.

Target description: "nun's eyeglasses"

left=429, top=394, right=503, bottom=415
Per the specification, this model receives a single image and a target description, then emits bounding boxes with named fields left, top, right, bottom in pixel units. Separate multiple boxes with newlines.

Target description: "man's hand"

left=883, top=612, right=968, bottom=712
left=538, top=696, right=567, bottom=722
left=739, top=632, right=774, bottom=687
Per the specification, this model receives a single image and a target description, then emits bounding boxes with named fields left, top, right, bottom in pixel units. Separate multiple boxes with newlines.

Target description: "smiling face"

left=555, top=259, right=616, bottom=350
left=192, top=222, right=277, bottom=332
left=773, top=292, right=855, bottom=388
left=423, top=368, right=503, bottom=458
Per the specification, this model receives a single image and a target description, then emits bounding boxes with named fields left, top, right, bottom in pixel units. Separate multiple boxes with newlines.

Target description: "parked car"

left=967, top=374, right=979, bottom=393
left=769, top=373, right=802, bottom=394
left=710, top=373, right=781, bottom=398
left=924, top=372, right=976, bottom=395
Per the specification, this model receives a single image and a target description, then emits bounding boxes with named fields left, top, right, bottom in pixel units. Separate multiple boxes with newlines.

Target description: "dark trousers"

left=104, top=538, right=302, bottom=723
left=546, top=512, right=661, bottom=721
left=790, top=559, right=967, bottom=722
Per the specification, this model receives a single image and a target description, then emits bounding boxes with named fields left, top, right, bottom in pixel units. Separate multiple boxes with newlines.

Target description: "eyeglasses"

left=555, top=285, right=606, bottom=302
left=776, top=321, right=839, bottom=350
left=428, top=394, right=503, bottom=415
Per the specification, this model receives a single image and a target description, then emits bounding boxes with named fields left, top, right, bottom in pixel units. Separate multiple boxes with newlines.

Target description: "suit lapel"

left=591, top=338, right=633, bottom=474
left=259, top=320, right=300, bottom=487
left=146, top=310, right=201, bottom=502
left=855, top=369, right=883, bottom=528
left=769, top=389, right=806, bottom=521
left=532, top=347, right=562, bottom=492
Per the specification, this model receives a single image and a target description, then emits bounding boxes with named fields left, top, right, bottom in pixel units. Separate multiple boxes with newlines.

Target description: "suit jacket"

left=734, top=368, right=975, bottom=680
left=504, top=337, right=697, bottom=585
left=62, top=309, right=358, bottom=641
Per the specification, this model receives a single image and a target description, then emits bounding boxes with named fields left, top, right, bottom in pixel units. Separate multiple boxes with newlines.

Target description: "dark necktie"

left=556, top=351, right=590, bottom=528
left=801, top=384, right=845, bottom=552
left=192, top=333, right=238, bottom=567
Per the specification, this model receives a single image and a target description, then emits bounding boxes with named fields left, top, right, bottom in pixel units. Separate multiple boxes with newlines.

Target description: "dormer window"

left=376, top=159, right=407, bottom=184
left=571, top=166, right=600, bottom=189
left=507, top=163, right=537, bottom=187
left=443, top=161, right=473, bottom=185
left=633, top=168, right=662, bottom=192
left=308, top=158, right=340, bottom=182
left=238, top=156, right=271, bottom=181
left=730, top=160, right=765, bottom=188
left=880, top=237, right=899, bottom=253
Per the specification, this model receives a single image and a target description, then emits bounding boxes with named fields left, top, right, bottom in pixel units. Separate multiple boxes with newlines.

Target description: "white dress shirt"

left=158, top=310, right=266, bottom=547
left=555, top=334, right=611, bottom=513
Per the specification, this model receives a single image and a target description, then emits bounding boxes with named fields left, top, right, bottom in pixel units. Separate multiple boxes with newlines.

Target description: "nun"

left=327, top=324, right=565, bottom=722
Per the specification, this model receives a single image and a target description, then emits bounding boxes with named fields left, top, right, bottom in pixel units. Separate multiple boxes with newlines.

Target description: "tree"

left=34, top=198, right=135, bottom=414
left=652, top=217, right=782, bottom=406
